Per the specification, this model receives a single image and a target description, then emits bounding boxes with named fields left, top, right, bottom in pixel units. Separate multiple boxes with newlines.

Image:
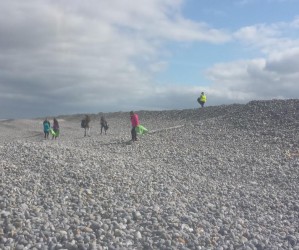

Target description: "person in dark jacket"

left=100, top=116, right=108, bottom=135
left=82, top=115, right=91, bottom=137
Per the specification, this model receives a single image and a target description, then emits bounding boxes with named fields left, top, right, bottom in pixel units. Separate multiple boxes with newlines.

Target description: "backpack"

left=81, top=119, right=86, bottom=128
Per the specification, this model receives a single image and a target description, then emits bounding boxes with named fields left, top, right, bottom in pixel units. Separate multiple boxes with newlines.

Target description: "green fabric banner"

left=50, top=128, right=59, bottom=137
left=136, top=125, right=148, bottom=135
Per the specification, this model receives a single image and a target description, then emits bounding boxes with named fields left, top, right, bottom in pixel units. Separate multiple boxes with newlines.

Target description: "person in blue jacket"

left=43, top=118, right=51, bottom=139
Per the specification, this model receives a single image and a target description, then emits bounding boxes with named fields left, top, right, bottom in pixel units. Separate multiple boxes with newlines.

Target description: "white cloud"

left=235, top=0, right=257, bottom=5
left=290, top=16, right=299, bottom=28
left=234, top=19, right=299, bottom=55
left=204, top=55, right=299, bottom=103
left=265, top=47, right=299, bottom=74
left=0, top=0, right=231, bottom=118
left=0, top=0, right=298, bottom=118
left=201, top=18, right=297, bottom=103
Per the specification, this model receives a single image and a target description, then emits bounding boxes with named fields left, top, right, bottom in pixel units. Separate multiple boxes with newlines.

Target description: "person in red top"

left=130, top=111, right=139, bottom=141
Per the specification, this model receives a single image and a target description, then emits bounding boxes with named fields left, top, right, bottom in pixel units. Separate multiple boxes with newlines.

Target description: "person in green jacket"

left=197, top=92, right=207, bottom=108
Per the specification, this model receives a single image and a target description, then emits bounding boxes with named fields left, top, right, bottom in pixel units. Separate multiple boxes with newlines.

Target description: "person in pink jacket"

left=130, top=111, right=139, bottom=141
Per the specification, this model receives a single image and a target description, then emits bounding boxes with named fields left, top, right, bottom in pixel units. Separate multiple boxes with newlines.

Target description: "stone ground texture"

left=0, top=99, right=298, bottom=250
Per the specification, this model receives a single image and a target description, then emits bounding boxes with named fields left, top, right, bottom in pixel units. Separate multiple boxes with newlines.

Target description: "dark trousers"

left=44, top=132, right=49, bottom=139
left=199, top=101, right=205, bottom=107
left=131, top=127, right=137, bottom=141
left=84, top=127, right=90, bottom=137
left=101, top=124, right=107, bottom=134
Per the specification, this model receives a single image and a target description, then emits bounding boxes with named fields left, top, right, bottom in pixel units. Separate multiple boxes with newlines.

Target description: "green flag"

left=136, top=125, right=148, bottom=135
left=50, top=128, right=59, bottom=137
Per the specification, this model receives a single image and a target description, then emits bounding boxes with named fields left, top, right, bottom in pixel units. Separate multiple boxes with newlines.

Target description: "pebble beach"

left=0, top=99, right=299, bottom=250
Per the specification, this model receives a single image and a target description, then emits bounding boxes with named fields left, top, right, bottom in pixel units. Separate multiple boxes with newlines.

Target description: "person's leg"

left=84, top=128, right=86, bottom=137
left=131, top=127, right=135, bottom=141
left=131, top=127, right=137, bottom=141
left=44, top=132, right=46, bottom=139
left=134, top=128, right=137, bottom=140
left=101, top=125, right=103, bottom=134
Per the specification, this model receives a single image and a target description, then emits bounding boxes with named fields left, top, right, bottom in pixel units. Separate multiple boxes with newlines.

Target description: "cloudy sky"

left=1, top=0, right=299, bottom=118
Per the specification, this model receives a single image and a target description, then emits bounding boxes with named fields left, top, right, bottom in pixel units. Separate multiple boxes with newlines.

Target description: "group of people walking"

left=42, top=112, right=141, bottom=142
left=43, top=118, right=59, bottom=139
left=43, top=115, right=108, bottom=139
left=80, top=112, right=141, bottom=141
left=80, top=115, right=109, bottom=137
left=81, top=111, right=141, bottom=141
left=42, top=92, right=206, bottom=141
